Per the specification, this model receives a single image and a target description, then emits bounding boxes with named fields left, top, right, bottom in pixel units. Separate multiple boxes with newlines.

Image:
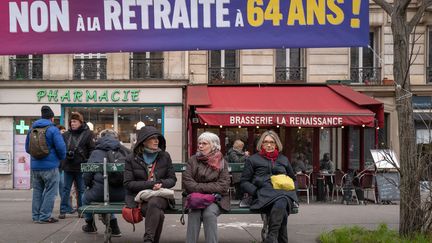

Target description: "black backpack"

left=106, top=147, right=128, bottom=187
left=29, top=126, right=50, bottom=159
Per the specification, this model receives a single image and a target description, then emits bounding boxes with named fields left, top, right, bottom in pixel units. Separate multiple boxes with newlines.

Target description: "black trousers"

left=141, top=196, right=169, bottom=243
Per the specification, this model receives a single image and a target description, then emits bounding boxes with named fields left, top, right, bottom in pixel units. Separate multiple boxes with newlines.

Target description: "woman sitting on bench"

left=182, top=132, right=231, bottom=243
left=124, top=126, right=177, bottom=243
left=240, top=130, right=298, bottom=243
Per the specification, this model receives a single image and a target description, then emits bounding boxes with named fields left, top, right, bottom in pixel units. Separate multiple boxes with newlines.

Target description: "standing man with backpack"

left=59, top=112, right=95, bottom=219
left=26, top=106, right=66, bottom=224
left=81, top=129, right=130, bottom=236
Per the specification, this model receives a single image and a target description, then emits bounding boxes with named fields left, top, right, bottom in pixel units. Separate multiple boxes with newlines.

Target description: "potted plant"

left=382, top=77, right=394, bottom=85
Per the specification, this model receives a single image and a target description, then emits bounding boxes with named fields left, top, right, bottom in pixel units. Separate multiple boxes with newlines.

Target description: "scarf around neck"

left=259, top=148, right=279, bottom=164
left=196, top=150, right=224, bottom=171
left=143, top=147, right=161, bottom=165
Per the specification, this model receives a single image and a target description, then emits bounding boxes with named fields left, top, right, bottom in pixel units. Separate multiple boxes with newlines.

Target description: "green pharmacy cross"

left=16, top=120, right=30, bottom=134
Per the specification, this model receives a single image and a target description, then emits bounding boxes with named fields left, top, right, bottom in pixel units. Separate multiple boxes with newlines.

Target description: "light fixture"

left=87, top=109, right=94, bottom=131
left=238, top=126, right=241, bottom=128
left=136, top=110, right=145, bottom=130
left=204, top=123, right=208, bottom=126
left=298, top=126, right=302, bottom=130
left=376, top=127, right=380, bottom=130
left=219, top=125, right=223, bottom=128
left=136, top=121, right=145, bottom=130
left=320, top=127, right=324, bottom=129
left=341, top=126, right=344, bottom=129
left=362, top=124, right=365, bottom=127
left=276, top=125, right=280, bottom=128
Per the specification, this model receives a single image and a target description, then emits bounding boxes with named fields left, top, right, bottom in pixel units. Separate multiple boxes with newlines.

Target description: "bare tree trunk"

left=391, top=9, right=422, bottom=235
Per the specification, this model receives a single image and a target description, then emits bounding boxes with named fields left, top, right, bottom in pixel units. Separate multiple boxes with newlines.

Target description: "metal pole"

left=103, top=157, right=109, bottom=206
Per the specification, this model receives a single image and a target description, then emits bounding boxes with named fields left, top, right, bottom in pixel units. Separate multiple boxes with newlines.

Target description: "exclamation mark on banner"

left=351, top=0, right=361, bottom=28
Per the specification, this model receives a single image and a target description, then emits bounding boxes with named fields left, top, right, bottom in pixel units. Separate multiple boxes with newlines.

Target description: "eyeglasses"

left=263, top=140, right=276, bottom=145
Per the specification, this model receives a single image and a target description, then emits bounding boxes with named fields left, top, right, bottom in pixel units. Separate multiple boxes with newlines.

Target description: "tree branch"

left=372, top=0, right=394, bottom=15
left=408, top=0, right=432, bottom=31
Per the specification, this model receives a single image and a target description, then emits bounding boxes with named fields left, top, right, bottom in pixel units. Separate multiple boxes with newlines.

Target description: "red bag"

left=122, top=206, right=143, bottom=231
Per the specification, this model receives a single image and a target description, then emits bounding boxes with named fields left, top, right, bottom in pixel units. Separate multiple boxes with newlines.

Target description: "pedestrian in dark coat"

left=59, top=112, right=95, bottom=219
left=240, top=130, right=298, bottom=243
left=81, top=129, right=130, bottom=236
left=124, top=126, right=176, bottom=243
left=183, top=132, right=231, bottom=243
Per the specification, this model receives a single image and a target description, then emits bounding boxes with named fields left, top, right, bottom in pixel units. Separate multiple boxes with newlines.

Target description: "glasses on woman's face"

left=263, top=140, right=276, bottom=146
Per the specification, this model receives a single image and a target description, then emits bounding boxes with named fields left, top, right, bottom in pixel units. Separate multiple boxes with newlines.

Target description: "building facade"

left=1, top=2, right=432, bottom=189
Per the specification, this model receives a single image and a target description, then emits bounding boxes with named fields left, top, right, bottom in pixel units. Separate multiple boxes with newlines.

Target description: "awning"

left=189, top=85, right=384, bottom=128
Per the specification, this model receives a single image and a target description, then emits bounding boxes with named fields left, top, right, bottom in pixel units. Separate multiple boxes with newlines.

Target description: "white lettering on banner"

left=103, top=0, right=231, bottom=31
left=229, top=116, right=343, bottom=126
left=9, top=1, right=70, bottom=33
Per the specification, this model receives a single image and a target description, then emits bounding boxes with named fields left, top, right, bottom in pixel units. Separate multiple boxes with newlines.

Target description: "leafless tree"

left=372, top=0, right=432, bottom=236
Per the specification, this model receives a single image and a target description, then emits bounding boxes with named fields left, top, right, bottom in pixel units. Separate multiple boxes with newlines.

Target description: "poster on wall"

left=14, top=135, right=31, bottom=189
left=0, top=152, right=12, bottom=174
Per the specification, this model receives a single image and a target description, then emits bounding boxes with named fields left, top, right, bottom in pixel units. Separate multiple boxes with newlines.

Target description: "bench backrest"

left=81, top=162, right=245, bottom=173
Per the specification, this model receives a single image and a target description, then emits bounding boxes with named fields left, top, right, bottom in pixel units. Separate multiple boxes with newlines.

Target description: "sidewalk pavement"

left=0, top=190, right=399, bottom=243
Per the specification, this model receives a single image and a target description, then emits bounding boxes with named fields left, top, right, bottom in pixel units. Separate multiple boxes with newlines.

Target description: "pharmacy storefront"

left=0, top=87, right=184, bottom=189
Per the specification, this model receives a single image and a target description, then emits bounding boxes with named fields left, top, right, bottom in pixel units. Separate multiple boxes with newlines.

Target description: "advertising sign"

left=0, top=0, right=369, bottom=54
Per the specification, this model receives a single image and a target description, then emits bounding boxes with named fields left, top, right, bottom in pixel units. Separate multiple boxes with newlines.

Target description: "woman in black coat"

left=240, top=130, right=298, bottom=243
left=123, top=126, right=177, bottom=243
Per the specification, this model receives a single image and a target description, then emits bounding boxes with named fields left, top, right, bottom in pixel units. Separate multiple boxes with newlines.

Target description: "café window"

left=291, top=128, right=314, bottom=169
left=65, top=107, right=162, bottom=148
left=364, top=128, right=376, bottom=169
left=348, top=127, right=361, bottom=170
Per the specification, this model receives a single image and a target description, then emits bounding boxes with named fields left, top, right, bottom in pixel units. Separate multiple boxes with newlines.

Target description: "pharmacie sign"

left=36, top=89, right=140, bottom=103
left=0, top=0, right=369, bottom=55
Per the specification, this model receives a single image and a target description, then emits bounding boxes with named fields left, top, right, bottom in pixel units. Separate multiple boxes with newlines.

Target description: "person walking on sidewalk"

left=59, top=112, right=94, bottom=219
left=81, top=129, right=130, bottom=236
left=26, top=106, right=66, bottom=224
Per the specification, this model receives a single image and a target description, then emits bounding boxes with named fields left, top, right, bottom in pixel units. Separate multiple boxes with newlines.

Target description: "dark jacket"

left=83, top=135, right=130, bottom=202
left=62, top=123, right=95, bottom=172
left=182, top=155, right=231, bottom=212
left=240, top=153, right=298, bottom=213
left=226, top=148, right=247, bottom=184
left=25, top=119, right=66, bottom=170
left=124, top=126, right=177, bottom=208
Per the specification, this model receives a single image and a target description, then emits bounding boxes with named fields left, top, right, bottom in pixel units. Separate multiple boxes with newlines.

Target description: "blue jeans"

left=60, top=171, right=85, bottom=214
left=81, top=193, right=115, bottom=221
left=31, top=168, right=59, bottom=222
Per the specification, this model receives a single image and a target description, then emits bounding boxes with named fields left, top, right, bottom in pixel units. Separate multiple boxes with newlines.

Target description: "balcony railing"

left=427, top=67, right=432, bottom=83
left=130, top=58, right=164, bottom=79
left=73, top=58, right=107, bottom=80
left=9, top=57, right=43, bottom=80
left=350, top=67, right=382, bottom=84
left=208, top=67, right=240, bottom=84
left=275, top=67, right=307, bottom=83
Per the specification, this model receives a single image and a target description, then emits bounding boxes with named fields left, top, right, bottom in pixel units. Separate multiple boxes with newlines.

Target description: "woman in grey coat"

left=182, top=132, right=231, bottom=243
left=240, top=130, right=298, bottom=243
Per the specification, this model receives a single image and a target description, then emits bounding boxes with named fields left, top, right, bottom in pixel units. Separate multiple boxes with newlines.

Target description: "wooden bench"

left=78, top=162, right=298, bottom=242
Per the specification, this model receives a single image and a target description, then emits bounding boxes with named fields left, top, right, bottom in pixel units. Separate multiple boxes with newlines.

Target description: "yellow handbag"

left=271, top=174, right=295, bottom=191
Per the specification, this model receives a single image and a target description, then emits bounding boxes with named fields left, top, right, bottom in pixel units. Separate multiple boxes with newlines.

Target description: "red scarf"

left=196, top=150, right=224, bottom=171
left=259, top=148, right=279, bottom=164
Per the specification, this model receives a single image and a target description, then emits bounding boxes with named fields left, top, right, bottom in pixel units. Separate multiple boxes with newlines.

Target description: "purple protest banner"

left=0, top=0, right=369, bottom=54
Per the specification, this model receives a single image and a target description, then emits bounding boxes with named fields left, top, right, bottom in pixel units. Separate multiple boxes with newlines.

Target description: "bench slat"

left=81, top=163, right=244, bottom=173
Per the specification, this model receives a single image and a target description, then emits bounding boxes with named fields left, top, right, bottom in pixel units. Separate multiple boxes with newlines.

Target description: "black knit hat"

left=41, top=106, right=54, bottom=119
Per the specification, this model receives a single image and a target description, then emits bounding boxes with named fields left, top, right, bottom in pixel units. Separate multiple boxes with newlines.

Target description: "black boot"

left=82, top=219, right=97, bottom=233
left=277, top=216, right=288, bottom=243
left=109, top=218, right=122, bottom=237
left=264, top=208, right=286, bottom=243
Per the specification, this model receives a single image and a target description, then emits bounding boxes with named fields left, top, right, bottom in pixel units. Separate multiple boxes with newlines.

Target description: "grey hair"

left=256, top=130, right=283, bottom=152
left=198, top=132, right=221, bottom=151
left=98, top=129, right=118, bottom=139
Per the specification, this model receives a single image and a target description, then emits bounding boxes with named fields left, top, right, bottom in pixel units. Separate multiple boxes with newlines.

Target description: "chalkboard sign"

left=376, top=173, right=400, bottom=202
